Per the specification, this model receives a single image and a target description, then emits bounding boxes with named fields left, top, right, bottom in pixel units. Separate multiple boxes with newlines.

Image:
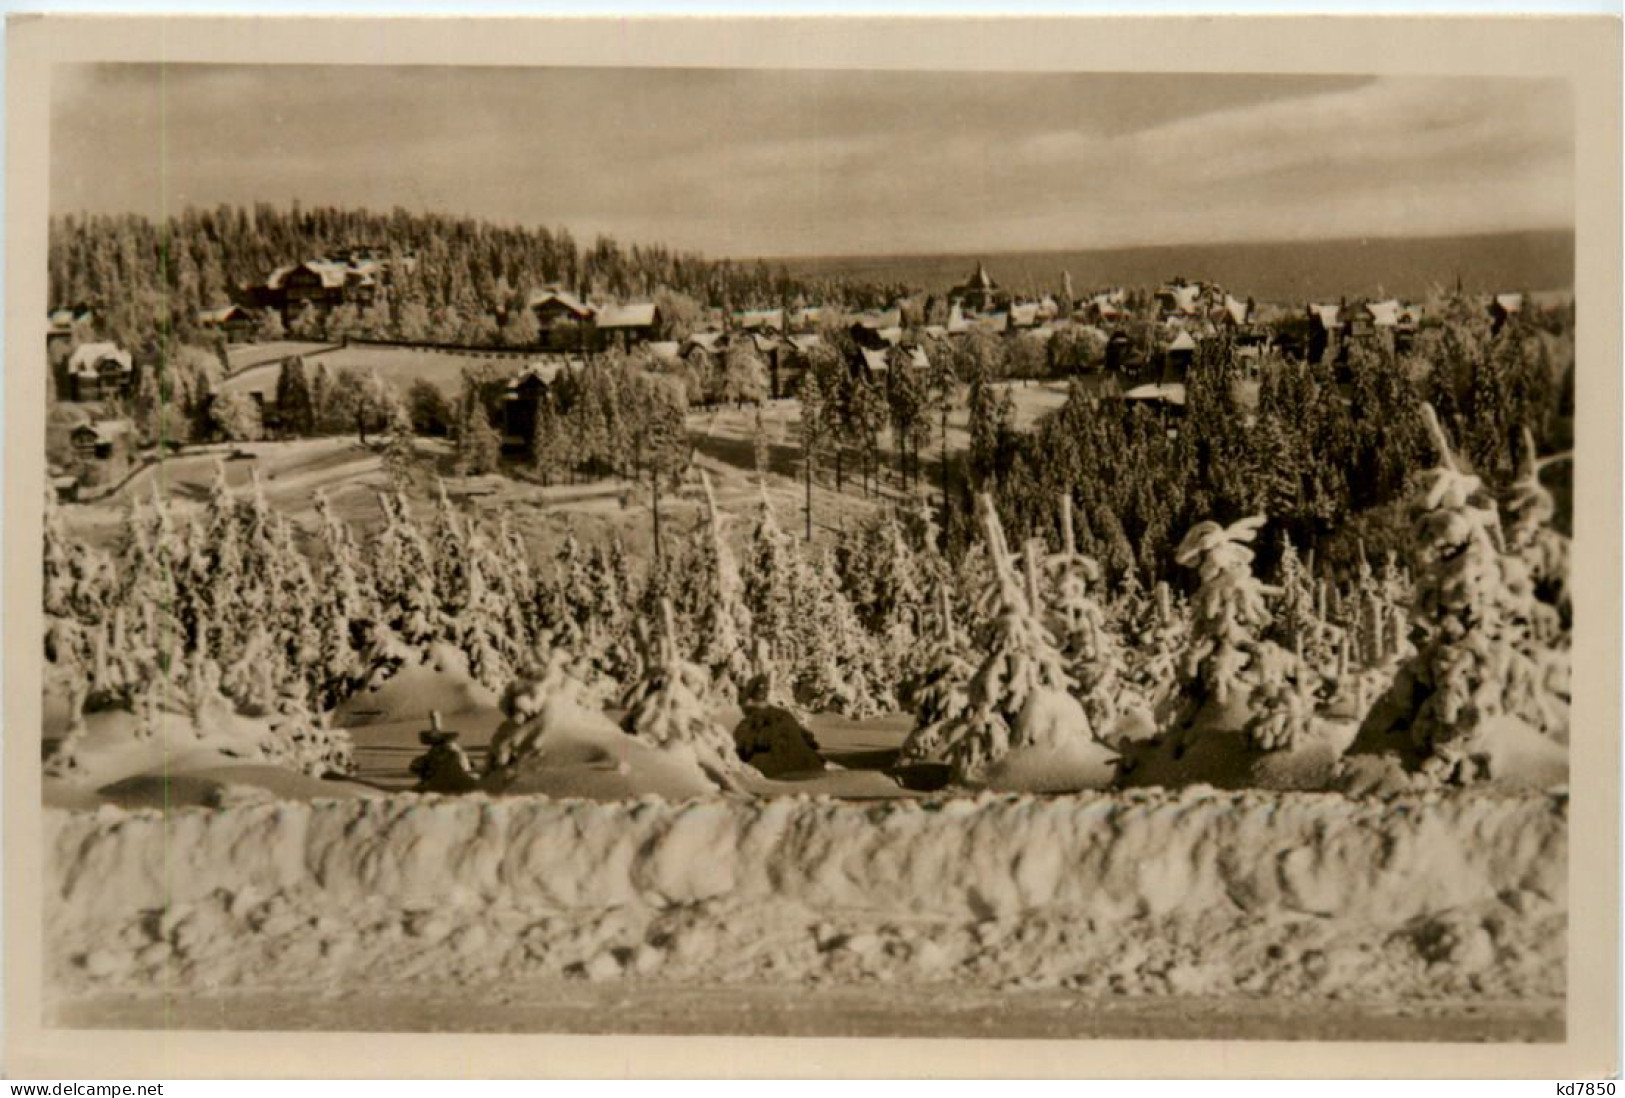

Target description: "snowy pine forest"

left=42, top=340, right=1572, bottom=799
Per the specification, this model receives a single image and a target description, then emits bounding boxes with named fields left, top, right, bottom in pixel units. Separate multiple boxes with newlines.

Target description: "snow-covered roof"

left=897, top=345, right=931, bottom=371
left=72, top=418, right=133, bottom=442
left=860, top=347, right=890, bottom=375
left=1160, top=283, right=1203, bottom=313
left=1222, top=295, right=1250, bottom=326
left=198, top=304, right=251, bottom=325
left=264, top=259, right=368, bottom=291
left=645, top=340, right=682, bottom=361
left=684, top=331, right=725, bottom=355
left=1309, top=304, right=1341, bottom=329
left=1494, top=293, right=1525, bottom=315
left=67, top=342, right=132, bottom=377
left=1168, top=330, right=1197, bottom=352
left=506, top=360, right=570, bottom=393
left=48, top=308, right=79, bottom=330
left=856, top=308, right=902, bottom=331
left=296, top=260, right=350, bottom=289
left=1365, top=300, right=1402, bottom=327
left=1123, top=382, right=1187, bottom=406
left=786, top=333, right=823, bottom=353
left=921, top=325, right=949, bottom=341
left=734, top=308, right=785, bottom=332
left=596, top=302, right=658, bottom=329
left=527, top=288, right=594, bottom=318
left=1009, top=303, right=1040, bottom=328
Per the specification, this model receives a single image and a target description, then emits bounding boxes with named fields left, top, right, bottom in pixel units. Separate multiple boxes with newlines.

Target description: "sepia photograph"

left=6, top=13, right=1621, bottom=1080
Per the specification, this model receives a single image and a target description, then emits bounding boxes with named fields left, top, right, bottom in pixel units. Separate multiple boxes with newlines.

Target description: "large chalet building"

left=247, top=256, right=383, bottom=319
left=527, top=288, right=661, bottom=352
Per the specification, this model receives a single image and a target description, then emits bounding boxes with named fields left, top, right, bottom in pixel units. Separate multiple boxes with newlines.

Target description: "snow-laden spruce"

left=897, top=584, right=973, bottom=763
left=1040, top=494, right=1146, bottom=742
left=1363, top=405, right=1568, bottom=786
left=1170, top=514, right=1315, bottom=752
left=937, top=494, right=1118, bottom=790
left=620, top=599, right=747, bottom=788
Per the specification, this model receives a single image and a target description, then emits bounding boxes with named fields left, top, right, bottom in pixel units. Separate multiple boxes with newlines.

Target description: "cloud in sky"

left=50, top=64, right=1572, bottom=257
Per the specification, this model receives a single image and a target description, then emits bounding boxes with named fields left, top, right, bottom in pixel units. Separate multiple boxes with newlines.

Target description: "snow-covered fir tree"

left=1504, top=425, right=1572, bottom=635
left=1377, top=405, right=1568, bottom=780
left=937, top=494, right=1112, bottom=784
left=620, top=598, right=745, bottom=786
left=368, top=489, right=440, bottom=650
left=307, top=490, right=372, bottom=709
left=897, top=584, right=974, bottom=762
left=1041, top=494, right=1136, bottom=732
left=675, top=471, right=753, bottom=701
left=1172, top=514, right=1312, bottom=751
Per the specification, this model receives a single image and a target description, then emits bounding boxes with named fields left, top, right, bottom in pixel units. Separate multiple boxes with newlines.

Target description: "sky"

left=49, top=64, right=1574, bottom=258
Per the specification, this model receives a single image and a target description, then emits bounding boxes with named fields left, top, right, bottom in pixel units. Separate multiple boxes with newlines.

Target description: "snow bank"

left=45, top=789, right=1564, bottom=1002
left=50, top=789, right=1562, bottom=926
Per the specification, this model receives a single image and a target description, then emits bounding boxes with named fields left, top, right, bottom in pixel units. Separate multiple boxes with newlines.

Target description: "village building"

left=1104, top=330, right=1137, bottom=374
left=249, top=257, right=382, bottom=319
left=528, top=288, right=597, bottom=352
left=857, top=346, right=891, bottom=382
left=733, top=308, right=787, bottom=334
left=1155, top=280, right=1205, bottom=317
left=1165, top=329, right=1198, bottom=375
left=196, top=304, right=258, bottom=343
left=1489, top=292, right=1524, bottom=335
left=1008, top=302, right=1043, bottom=331
left=68, top=418, right=136, bottom=486
left=66, top=342, right=134, bottom=402
left=595, top=302, right=662, bottom=351
left=47, top=306, right=96, bottom=350
left=948, top=261, right=1001, bottom=314
left=500, top=360, right=571, bottom=452
left=1307, top=303, right=1342, bottom=364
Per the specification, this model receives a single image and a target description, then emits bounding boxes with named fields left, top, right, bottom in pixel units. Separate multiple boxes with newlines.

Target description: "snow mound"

left=333, top=643, right=500, bottom=729
left=484, top=650, right=721, bottom=801
left=44, top=702, right=350, bottom=794
left=1432, top=715, right=1568, bottom=790
left=1341, top=710, right=1568, bottom=796
left=482, top=723, right=719, bottom=802
left=983, top=737, right=1119, bottom=793
left=733, top=705, right=825, bottom=778
left=94, top=766, right=382, bottom=811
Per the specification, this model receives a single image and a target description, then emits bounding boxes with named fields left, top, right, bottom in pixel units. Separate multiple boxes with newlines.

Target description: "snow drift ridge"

left=49, top=789, right=1564, bottom=931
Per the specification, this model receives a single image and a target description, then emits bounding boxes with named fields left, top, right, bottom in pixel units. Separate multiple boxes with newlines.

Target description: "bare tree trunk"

left=652, top=479, right=663, bottom=566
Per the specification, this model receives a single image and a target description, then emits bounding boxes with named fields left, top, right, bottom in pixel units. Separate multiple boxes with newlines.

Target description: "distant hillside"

left=764, top=229, right=1574, bottom=304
